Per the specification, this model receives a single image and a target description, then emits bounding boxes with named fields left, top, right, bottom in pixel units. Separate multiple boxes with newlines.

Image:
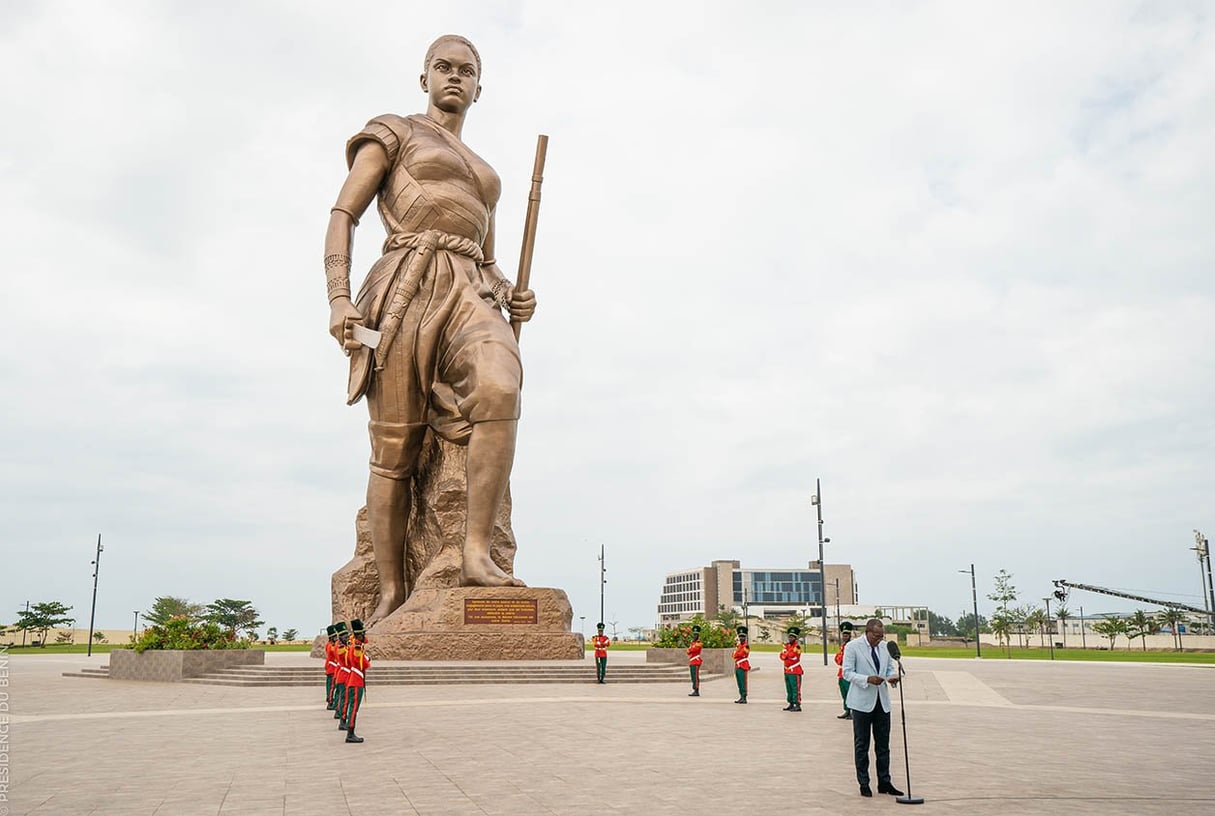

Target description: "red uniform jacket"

left=324, top=641, right=339, bottom=676
left=687, top=639, right=703, bottom=666
left=781, top=642, right=803, bottom=675
left=345, top=641, right=371, bottom=689
left=592, top=634, right=611, bottom=658
left=335, top=641, right=350, bottom=684
left=733, top=642, right=750, bottom=671
left=834, top=644, right=846, bottom=679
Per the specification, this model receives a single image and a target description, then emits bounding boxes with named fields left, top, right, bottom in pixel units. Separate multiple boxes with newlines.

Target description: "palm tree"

left=990, top=612, right=1013, bottom=657
left=1055, top=607, right=1072, bottom=648
left=1155, top=608, right=1187, bottom=651
left=1128, top=610, right=1154, bottom=651
left=713, top=605, right=741, bottom=629
left=1024, top=607, right=1047, bottom=648
left=1091, top=616, right=1128, bottom=650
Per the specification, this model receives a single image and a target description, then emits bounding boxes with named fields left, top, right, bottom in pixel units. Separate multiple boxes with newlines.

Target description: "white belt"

left=786, top=660, right=801, bottom=670
left=736, top=660, right=749, bottom=667
left=350, top=667, right=365, bottom=679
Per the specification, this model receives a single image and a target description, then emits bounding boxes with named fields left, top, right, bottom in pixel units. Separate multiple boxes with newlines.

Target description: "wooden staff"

left=512, top=134, right=548, bottom=340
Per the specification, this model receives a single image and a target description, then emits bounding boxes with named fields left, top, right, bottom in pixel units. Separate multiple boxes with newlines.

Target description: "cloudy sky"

left=2, top=1, right=1213, bottom=639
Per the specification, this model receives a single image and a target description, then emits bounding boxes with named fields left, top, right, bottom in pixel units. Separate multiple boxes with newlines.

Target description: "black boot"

left=783, top=704, right=794, bottom=711
left=838, top=710, right=852, bottom=719
left=735, top=698, right=747, bottom=704
left=688, top=690, right=700, bottom=697
left=338, top=720, right=348, bottom=731
left=792, top=704, right=802, bottom=712
left=345, top=729, right=364, bottom=744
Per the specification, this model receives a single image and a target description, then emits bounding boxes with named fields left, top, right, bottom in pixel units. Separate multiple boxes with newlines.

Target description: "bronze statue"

left=324, top=34, right=536, bottom=626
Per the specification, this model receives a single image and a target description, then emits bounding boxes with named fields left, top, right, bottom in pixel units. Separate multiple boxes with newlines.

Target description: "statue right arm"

left=326, top=141, right=390, bottom=351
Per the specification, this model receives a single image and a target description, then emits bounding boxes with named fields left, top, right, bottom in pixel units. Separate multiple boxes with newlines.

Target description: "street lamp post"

left=1195, top=530, right=1214, bottom=632
left=86, top=533, right=103, bottom=658
left=132, top=610, right=140, bottom=641
left=811, top=478, right=829, bottom=666
left=579, top=615, right=586, bottom=638
left=598, top=544, right=606, bottom=627
left=21, top=600, right=29, bottom=647
left=959, top=564, right=981, bottom=658
left=1079, top=604, right=1086, bottom=649
left=1042, top=596, right=1055, bottom=660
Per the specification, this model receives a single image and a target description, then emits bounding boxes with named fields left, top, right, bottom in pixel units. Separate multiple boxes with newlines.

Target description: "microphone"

left=887, top=640, right=923, bottom=806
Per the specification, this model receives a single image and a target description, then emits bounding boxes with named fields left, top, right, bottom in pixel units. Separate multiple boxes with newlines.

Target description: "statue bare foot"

left=460, top=553, right=526, bottom=587
left=366, top=587, right=405, bottom=627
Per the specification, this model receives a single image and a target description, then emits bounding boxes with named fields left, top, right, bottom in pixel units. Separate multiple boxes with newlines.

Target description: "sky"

left=2, top=1, right=1213, bottom=639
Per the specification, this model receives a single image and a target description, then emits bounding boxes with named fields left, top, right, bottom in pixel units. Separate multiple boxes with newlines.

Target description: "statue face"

left=421, top=40, right=481, bottom=113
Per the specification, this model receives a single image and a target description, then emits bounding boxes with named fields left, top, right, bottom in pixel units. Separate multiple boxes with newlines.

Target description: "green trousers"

left=735, top=668, right=748, bottom=699
left=595, top=656, right=607, bottom=682
left=838, top=677, right=849, bottom=711
left=326, top=675, right=334, bottom=707
left=784, top=673, right=801, bottom=705
left=689, top=665, right=700, bottom=691
left=334, top=683, right=347, bottom=719
left=344, top=686, right=365, bottom=731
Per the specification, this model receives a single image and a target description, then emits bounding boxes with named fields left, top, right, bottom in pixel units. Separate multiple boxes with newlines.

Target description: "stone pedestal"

left=366, top=586, right=584, bottom=660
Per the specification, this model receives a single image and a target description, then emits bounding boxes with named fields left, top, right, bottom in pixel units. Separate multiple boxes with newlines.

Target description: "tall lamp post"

left=1194, top=530, right=1214, bottom=632
left=86, top=533, right=103, bottom=658
left=598, top=544, right=606, bottom=626
left=132, top=610, right=140, bottom=641
left=959, top=564, right=981, bottom=658
left=811, top=478, right=829, bottom=666
left=1042, top=596, right=1055, bottom=660
left=1079, top=604, right=1086, bottom=649
left=21, top=600, right=30, bottom=647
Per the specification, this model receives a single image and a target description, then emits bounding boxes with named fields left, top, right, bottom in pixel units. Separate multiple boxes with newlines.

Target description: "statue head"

left=420, top=34, right=482, bottom=113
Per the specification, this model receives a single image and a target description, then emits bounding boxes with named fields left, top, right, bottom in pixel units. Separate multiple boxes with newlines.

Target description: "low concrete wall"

left=109, top=649, right=264, bottom=682
left=646, top=647, right=734, bottom=674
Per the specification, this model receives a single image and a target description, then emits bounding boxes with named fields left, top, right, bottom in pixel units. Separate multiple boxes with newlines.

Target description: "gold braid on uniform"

left=325, top=253, right=352, bottom=302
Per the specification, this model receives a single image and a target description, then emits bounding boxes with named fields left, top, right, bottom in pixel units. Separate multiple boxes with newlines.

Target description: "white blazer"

left=842, top=636, right=898, bottom=713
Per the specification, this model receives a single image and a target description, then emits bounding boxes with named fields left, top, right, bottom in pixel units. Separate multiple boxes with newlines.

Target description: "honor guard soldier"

left=733, top=625, right=751, bottom=704
left=592, top=622, right=611, bottom=684
left=324, top=625, right=340, bottom=709
left=343, top=618, right=370, bottom=744
left=333, top=622, right=350, bottom=723
left=835, top=621, right=855, bottom=719
left=687, top=625, right=703, bottom=696
left=780, top=626, right=803, bottom=711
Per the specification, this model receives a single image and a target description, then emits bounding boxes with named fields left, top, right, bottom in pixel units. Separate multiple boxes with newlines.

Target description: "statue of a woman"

left=323, top=35, right=535, bottom=625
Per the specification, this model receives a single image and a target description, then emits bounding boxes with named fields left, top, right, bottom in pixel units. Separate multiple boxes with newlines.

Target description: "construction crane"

left=1051, top=579, right=1207, bottom=615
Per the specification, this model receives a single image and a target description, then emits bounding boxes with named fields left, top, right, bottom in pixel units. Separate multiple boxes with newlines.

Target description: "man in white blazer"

left=842, top=618, right=905, bottom=798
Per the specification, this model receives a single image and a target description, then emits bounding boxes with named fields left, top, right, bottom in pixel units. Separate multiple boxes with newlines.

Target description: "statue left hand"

left=509, top=288, right=537, bottom=323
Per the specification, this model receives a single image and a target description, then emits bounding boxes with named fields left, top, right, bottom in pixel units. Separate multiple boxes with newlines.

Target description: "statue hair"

left=424, top=34, right=482, bottom=76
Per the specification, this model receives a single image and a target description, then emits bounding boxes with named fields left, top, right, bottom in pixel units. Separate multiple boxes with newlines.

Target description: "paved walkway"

left=5, top=650, right=1214, bottom=815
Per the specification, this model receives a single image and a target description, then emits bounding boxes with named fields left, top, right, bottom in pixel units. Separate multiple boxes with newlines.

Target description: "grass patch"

left=898, top=646, right=1215, bottom=664
left=3, top=643, right=315, bottom=655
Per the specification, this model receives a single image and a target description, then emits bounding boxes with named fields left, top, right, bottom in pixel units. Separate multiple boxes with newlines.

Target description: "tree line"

left=3, top=596, right=299, bottom=646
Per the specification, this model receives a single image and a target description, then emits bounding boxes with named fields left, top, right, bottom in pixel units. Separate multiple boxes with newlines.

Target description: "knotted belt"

left=374, top=230, right=484, bottom=371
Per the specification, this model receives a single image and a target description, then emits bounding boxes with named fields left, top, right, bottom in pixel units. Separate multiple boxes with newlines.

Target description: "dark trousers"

left=595, top=656, right=607, bottom=682
left=851, top=699, right=891, bottom=786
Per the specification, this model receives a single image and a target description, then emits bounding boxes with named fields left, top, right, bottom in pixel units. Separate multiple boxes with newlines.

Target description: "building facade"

left=657, top=559, right=858, bottom=626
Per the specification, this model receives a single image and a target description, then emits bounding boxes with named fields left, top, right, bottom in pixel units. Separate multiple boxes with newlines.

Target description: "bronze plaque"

left=464, top=598, right=538, bottom=625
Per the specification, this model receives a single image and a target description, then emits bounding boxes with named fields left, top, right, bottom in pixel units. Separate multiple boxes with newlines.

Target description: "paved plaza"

left=5, top=650, right=1214, bottom=815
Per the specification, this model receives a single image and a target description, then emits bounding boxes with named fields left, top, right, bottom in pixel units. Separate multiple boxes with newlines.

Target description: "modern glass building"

left=657, top=559, right=857, bottom=626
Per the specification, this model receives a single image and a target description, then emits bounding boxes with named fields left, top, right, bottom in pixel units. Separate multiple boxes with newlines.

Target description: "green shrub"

left=132, top=615, right=254, bottom=653
left=654, top=615, right=738, bottom=649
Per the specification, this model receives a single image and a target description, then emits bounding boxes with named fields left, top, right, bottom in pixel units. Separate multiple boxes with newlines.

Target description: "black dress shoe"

left=345, top=731, right=364, bottom=744
left=859, top=785, right=873, bottom=797
left=791, top=704, right=802, bottom=711
left=837, top=711, right=852, bottom=719
left=735, top=698, right=747, bottom=704
left=878, top=783, right=904, bottom=796
left=338, top=722, right=348, bottom=731
left=783, top=704, right=794, bottom=711
left=688, top=691, right=699, bottom=697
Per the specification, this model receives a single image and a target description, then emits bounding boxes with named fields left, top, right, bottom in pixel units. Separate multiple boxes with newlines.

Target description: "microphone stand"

left=892, top=654, right=924, bottom=805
